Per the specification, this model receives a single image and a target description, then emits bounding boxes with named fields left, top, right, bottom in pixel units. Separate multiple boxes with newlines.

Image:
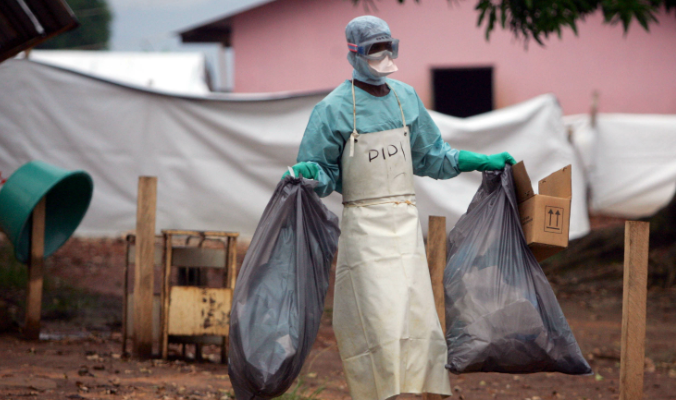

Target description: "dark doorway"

left=432, top=67, right=493, bottom=118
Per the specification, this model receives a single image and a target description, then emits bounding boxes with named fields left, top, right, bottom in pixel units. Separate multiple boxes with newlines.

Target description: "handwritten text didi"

left=368, top=142, right=407, bottom=162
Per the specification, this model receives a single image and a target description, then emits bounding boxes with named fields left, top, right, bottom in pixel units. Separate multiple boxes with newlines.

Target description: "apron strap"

left=350, top=79, right=359, bottom=157
left=349, top=80, right=407, bottom=157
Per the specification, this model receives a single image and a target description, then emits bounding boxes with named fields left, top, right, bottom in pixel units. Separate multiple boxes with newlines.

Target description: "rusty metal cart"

left=160, top=230, right=238, bottom=363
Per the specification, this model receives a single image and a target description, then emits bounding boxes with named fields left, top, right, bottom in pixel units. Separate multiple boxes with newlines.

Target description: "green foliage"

left=0, top=241, right=112, bottom=322
left=352, top=0, right=676, bottom=45
left=36, top=0, right=112, bottom=50
left=0, top=241, right=27, bottom=291
left=274, top=379, right=325, bottom=400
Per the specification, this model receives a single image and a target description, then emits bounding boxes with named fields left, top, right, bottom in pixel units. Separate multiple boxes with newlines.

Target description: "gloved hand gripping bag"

left=444, top=165, right=592, bottom=375
left=228, top=176, right=340, bottom=400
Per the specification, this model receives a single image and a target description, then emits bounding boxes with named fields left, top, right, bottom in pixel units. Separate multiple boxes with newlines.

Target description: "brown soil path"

left=1, top=238, right=675, bottom=399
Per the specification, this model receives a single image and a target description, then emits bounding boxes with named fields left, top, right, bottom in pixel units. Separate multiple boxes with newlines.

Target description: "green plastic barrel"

left=0, top=161, right=93, bottom=263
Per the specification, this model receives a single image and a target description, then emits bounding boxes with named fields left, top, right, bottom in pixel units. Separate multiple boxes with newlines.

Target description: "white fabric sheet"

left=0, top=60, right=589, bottom=239
left=565, top=114, right=676, bottom=218
left=28, top=51, right=211, bottom=95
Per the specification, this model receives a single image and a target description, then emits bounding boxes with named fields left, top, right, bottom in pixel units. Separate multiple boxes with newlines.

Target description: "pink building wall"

left=231, top=0, right=676, bottom=114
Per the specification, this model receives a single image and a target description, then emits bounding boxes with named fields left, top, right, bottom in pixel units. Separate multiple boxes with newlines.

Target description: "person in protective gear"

left=283, top=15, right=515, bottom=400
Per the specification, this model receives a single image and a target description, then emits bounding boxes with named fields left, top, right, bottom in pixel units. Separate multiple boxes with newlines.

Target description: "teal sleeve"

left=409, top=94, right=461, bottom=180
left=296, top=107, right=344, bottom=198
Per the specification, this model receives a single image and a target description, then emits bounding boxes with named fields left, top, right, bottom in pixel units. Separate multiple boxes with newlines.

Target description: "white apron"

left=333, top=81, right=451, bottom=400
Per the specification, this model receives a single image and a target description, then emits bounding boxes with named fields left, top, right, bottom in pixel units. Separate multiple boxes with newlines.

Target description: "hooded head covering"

left=345, top=16, right=395, bottom=85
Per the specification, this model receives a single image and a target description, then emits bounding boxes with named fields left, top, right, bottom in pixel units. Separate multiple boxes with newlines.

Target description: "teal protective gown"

left=297, top=79, right=461, bottom=197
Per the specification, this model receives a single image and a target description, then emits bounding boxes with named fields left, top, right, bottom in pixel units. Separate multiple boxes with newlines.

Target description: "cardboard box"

left=512, top=162, right=572, bottom=262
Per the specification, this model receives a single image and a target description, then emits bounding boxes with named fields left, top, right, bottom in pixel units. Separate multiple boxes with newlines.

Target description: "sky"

left=107, top=0, right=266, bottom=51
left=103, top=0, right=268, bottom=88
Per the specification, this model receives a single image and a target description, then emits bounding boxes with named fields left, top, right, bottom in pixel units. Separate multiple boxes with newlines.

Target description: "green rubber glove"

left=458, top=150, right=517, bottom=172
left=281, top=162, right=320, bottom=180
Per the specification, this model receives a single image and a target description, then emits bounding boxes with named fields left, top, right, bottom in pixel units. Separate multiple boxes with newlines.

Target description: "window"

left=432, top=67, right=493, bottom=118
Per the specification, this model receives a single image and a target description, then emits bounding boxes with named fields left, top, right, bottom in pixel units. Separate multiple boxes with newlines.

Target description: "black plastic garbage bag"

left=228, top=176, right=340, bottom=400
left=444, top=165, right=591, bottom=375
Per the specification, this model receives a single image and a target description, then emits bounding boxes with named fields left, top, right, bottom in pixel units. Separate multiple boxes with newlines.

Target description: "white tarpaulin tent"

left=423, top=98, right=590, bottom=239
left=27, top=51, right=212, bottom=95
left=565, top=114, right=676, bottom=218
left=0, top=59, right=589, bottom=239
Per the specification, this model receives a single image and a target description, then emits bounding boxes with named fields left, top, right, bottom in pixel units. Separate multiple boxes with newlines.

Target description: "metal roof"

left=0, top=0, right=78, bottom=63
left=180, top=17, right=232, bottom=45
left=178, top=0, right=275, bottom=46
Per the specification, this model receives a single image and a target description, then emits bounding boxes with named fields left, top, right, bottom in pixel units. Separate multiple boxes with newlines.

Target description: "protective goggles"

left=348, top=36, right=399, bottom=60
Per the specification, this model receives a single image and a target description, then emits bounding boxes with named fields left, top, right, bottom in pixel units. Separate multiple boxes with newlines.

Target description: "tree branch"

left=350, top=0, right=673, bottom=45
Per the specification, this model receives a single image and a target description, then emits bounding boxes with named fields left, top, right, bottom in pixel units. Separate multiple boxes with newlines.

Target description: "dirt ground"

left=1, top=235, right=676, bottom=400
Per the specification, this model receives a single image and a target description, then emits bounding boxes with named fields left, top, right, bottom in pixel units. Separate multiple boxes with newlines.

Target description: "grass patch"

left=0, top=241, right=28, bottom=291
left=0, top=240, right=121, bottom=327
left=274, top=379, right=325, bottom=400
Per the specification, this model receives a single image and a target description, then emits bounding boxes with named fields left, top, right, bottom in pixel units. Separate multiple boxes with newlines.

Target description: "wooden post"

left=161, top=233, right=172, bottom=360
left=133, top=176, right=157, bottom=358
left=620, top=221, right=649, bottom=400
left=227, top=236, right=238, bottom=290
left=424, top=216, right=447, bottom=400
left=122, top=236, right=131, bottom=355
left=24, top=197, right=46, bottom=340
left=223, top=236, right=238, bottom=364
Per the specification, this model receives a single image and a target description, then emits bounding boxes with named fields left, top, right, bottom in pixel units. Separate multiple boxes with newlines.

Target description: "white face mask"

left=366, top=51, right=398, bottom=77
